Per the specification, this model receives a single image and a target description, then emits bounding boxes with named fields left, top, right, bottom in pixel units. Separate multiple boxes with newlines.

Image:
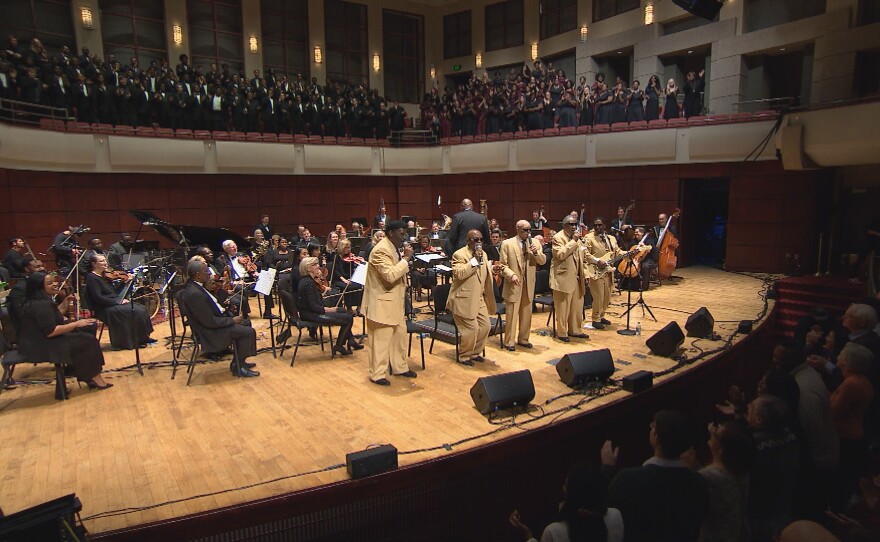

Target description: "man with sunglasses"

left=550, top=216, right=588, bottom=342
left=584, top=217, right=624, bottom=330
left=498, top=220, right=546, bottom=351
left=448, top=230, right=497, bottom=365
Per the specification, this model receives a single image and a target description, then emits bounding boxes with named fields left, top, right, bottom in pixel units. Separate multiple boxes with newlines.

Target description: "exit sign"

left=453, top=64, right=461, bottom=71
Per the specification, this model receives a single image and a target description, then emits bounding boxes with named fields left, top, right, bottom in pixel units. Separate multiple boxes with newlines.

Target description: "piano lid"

left=129, top=210, right=252, bottom=251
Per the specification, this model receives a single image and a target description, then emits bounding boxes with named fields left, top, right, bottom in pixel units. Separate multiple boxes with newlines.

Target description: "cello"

left=657, top=209, right=681, bottom=280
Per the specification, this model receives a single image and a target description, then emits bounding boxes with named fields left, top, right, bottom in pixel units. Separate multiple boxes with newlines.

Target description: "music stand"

left=618, top=255, right=657, bottom=328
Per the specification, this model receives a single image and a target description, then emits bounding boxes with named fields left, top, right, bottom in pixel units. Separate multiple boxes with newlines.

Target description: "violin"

left=102, top=269, right=131, bottom=282
left=52, top=274, right=78, bottom=321
left=342, top=253, right=365, bottom=265
left=236, top=253, right=258, bottom=275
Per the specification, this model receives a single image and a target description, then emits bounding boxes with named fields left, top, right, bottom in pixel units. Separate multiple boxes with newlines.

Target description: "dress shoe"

left=242, top=361, right=256, bottom=368
left=503, top=345, right=515, bottom=351
left=87, top=380, right=113, bottom=390
left=231, top=367, right=260, bottom=377
left=517, top=341, right=533, bottom=348
left=263, top=312, right=277, bottom=319
left=558, top=336, right=570, bottom=343
left=471, top=355, right=485, bottom=363
left=276, top=330, right=291, bottom=343
left=348, top=341, right=364, bottom=350
left=333, top=345, right=353, bottom=356
left=571, top=333, right=590, bottom=339
left=141, top=337, right=157, bottom=344
left=457, top=358, right=474, bottom=366
left=601, top=317, right=611, bottom=325
left=396, top=370, right=417, bottom=378
left=591, top=321, right=605, bottom=330
left=371, top=378, right=391, bottom=386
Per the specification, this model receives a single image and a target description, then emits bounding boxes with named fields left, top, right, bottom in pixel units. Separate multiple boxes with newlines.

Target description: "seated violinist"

left=194, top=247, right=247, bottom=317
left=85, top=254, right=155, bottom=349
left=215, top=240, right=260, bottom=319
left=19, top=272, right=112, bottom=391
left=330, top=239, right=364, bottom=312
left=297, top=257, right=362, bottom=357
left=630, top=227, right=657, bottom=291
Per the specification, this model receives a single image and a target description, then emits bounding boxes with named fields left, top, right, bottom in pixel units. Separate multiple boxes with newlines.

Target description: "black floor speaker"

left=685, top=307, right=714, bottom=338
left=346, top=445, right=398, bottom=479
left=623, top=370, right=654, bottom=393
left=672, top=0, right=723, bottom=20
left=556, top=348, right=615, bottom=387
left=470, top=369, right=535, bottom=414
left=646, top=321, right=685, bottom=357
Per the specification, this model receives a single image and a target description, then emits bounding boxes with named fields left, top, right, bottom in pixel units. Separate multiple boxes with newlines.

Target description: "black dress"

left=663, top=90, right=679, bottom=120
left=329, top=253, right=364, bottom=310
left=18, top=297, right=104, bottom=381
left=627, top=90, right=645, bottom=122
left=645, top=85, right=660, bottom=121
left=85, top=272, right=153, bottom=349
left=595, top=91, right=613, bottom=125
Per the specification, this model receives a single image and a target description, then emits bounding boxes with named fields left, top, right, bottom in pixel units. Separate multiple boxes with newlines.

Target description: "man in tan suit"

left=583, top=217, right=624, bottom=329
left=550, top=215, right=589, bottom=342
left=448, top=229, right=497, bottom=365
left=499, top=220, right=546, bottom=351
left=362, top=220, right=417, bottom=386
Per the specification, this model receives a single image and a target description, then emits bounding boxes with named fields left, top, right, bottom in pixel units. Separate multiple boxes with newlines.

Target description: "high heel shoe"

left=348, top=340, right=364, bottom=350
left=333, top=345, right=353, bottom=356
left=87, top=380, right=113, bottom=390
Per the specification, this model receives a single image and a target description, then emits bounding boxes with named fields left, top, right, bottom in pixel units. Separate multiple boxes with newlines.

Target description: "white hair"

left=847, top=303, right=878, bottom=331
left=222, top=240, right=235, bottom=250
left=840, top=342, right=873, bottom=375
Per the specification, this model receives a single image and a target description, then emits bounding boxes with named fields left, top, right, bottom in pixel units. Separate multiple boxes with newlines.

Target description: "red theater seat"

left=576, top=124, right=591, bottom=134
left=246, top=132, right=262, bottom=142
left=629, top=120, right=648, bottom=130
left=261, top=133, right=278, bottom=142
left=51, top=119, right=67, bottom=131
left=686, top=116, right=707, bottom=126
left=514, top=131, right=529, bottom=139
left=543, top=127, right=560, bottom=136
left=460, top=135, right=474, bottom=143
left=610, top=122, right=629, bottom=132
left=211, top=131, right=230, bottom=140
left=377, top=138, right=391, bottom=147
left=96, top=123, right=115, bottom=134
left=278, top=133, right=294, bottom=143
left=229, top=131, right=246, bottom=141
left=135, top=126, right=156, bottom=137
left=349, top=137, right=365, bottom=146
left=559, top=126, right=576, bottom=135
left=114, top=125, right=135, bottom=136
left=666, top=117, right=687, bottom=128
left=322, top=136, right=336, bottom=144
left=175, top=129, right=194, bottom=139
left=648, top=119, right=667, bottom=129
left=500, top=132, right=514, bottom=140
left=486, top=133, right=501, bottom=141
left=592, top=124, right=610, bottom=133
left=193, top=130, right=212, bottom=140
left=155, top=128, right=175, bottom=138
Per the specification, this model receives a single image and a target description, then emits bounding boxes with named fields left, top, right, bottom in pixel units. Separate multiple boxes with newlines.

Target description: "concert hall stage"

left=0, top=267, right=773, bottom=539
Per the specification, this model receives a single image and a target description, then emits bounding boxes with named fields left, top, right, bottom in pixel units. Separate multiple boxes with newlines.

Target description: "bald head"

left=778, top=521, right=840, bottom=542
left=516, top=220, right=531, bottom=240
left=461, top=199, right=473, bottom=211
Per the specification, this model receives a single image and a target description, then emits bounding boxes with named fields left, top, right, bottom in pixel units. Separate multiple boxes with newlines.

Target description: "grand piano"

left=130, top=210, right=252, bottom=254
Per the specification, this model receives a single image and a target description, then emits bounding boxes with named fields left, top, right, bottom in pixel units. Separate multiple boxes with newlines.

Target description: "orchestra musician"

left=215, top=240, right=257, bottom=319
left=181, top=258, right=259, bottom=378
left=265, top=236, right=292, bottom=273
left=108, top=233, right=137, bottom=270
left=583, top=218, right=624, bottom=330
left=609, top=207, right=633, bottom=243
left=330, top=238, right=364, bottom=312
left=78, top=238, right=106, bottom=274
left=447, top=198, right=490, bottom=254
left=374, top=204, right=389, bottom=229
left=653, top=212, right=678, bottom=239
left=362, top=220, right=416, bottom=386
left=194, top=246, right=248, bottom=317
left=449, top=230, right=497, bottom=365
left=85, top=254, right=156, bottom=349
left=360, top=229, right=385, bottom=260
left=297, top=256, right=362, bottom=357
left=498, top=220, right=546, bottom=351
left=530, top=209, right=547, bottom=231
left=3, top=237, right=29, bottom=278
left=429, top=221, right=447, bottom=240
left=19, top=271, right=112, bottom=391
left=6, top=258, right=46, bottom=337
left=255, top=213, right=273, bottom=239
left=551, top=216, right=589, bottom=342
left=633, top=227, right=657, bottom=291
left=51, top=226, right=84, bottom=276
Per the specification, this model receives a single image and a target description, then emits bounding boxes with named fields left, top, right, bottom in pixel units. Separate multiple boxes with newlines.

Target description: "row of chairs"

left=38, top=119, right=393, bottom=146
left=438, top=110, right=778, bottom=145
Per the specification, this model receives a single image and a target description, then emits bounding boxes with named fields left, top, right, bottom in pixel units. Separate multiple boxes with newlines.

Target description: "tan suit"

left=550, top=230, right=586, bottom=338
left=499, top=236, right=546, bottom=347
left=448, top=245, right=496, bottom=360
left=362, top=237, right=411, bottom=381
left=583, top=231, right=623, bottom=323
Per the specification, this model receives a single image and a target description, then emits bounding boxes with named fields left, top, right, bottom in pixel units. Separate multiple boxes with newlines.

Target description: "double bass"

left=657, top=209, right=681, bottom=280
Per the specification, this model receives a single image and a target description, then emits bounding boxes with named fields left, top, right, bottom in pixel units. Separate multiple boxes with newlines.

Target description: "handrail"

left=0, top=97, right=74, bottom=126
left=732, top=96, right=800, bottom=113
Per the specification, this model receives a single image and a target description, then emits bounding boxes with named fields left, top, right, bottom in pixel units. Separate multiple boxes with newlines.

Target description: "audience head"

left=651, top=410, right=694, bottom=459
left=843, top=303, right=878, bottom=334
left=757, top=367, right=800, bottom=415
left=772, top=340, right=805, bottom=372
left=708, top=421, right=754, bottom=478
left=778, top=520, right=841, bottom=542
left=838, top=342, right=873, bottom=377
left=559, top=464, right=609, bottom=541
left=747, top=395, right=789, bottom=433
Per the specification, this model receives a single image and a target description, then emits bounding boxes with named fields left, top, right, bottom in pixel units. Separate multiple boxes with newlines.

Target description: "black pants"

left=314, top=312, right=354, bottom=347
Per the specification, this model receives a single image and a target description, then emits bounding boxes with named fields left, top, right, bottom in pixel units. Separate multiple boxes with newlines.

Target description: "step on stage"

left=0, top=267, right=772, bottom=535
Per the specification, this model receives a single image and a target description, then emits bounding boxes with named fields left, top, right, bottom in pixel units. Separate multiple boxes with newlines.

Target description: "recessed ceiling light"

left=779, top=47, right=786, bottom=51
left=617, top=51, right=622, bottom=54
left=687, top=50, right=693, bottom=54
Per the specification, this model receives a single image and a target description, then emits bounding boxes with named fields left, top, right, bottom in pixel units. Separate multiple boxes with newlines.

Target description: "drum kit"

left=123, top=249, right=181, bottom=319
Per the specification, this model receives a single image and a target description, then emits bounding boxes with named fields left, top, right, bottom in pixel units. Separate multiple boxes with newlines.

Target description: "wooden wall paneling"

left=729, top=176, right=787, bottom=200
left=169, top=208, right=219, bottom=230
left=65, top=210, right=122, bottom=239
left=13, top=185, right=66, bottom=212
left=632, top=177, right=679, bottom=201
left=169, top=186, right=216, bottom=210
left=20, top=212, right=69, bottom=238
left=726, top=245, right=786, bottom=272
left=727, top=222, right=783, bottom=247
left=728, top=198, right=783, bottom=223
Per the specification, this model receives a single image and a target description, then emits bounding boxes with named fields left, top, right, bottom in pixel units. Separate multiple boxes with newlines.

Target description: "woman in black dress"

left=19, top=272, right=112, bottom=389
left=85, top=254, right=155, bottom=349
left=626, top=80, right=645, bottom=122
left=594, top=82, right=614, bottom=126
left=297, top=257, right=361, bottom=357
left=265, top=236, right=292, bottom=273
left=579, top=87, right=594, bottom=126
left=645, top=75, right=662, bottom=121
left=611, top=82, right=627, bottom=124
left=683, top=69, right=705, bottom=118
left=663, top=78, right=680, bottom=120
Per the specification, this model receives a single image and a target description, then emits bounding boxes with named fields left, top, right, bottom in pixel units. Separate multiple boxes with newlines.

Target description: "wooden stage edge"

left=0, top=267, right=774, bottom=536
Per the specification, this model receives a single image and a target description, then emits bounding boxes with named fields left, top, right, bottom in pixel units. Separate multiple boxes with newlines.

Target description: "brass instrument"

left=252, top=240, right=270, bottom=260
left=480, top=199, right=488, bottom=217
left=441, top=214, right=452, bottom=230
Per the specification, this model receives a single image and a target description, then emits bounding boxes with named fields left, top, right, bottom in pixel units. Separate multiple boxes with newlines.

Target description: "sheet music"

left=435, top=264, right=452, bottom=273
left=350, top=262, right=368, bottom=285
left=253, top=268, right=276, bottom=296
left=415, top=253, right=445, bottom=263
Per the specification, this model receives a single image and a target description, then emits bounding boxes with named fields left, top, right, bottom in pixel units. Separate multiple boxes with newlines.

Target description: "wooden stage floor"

left=0, top=267, right=772, bottom=534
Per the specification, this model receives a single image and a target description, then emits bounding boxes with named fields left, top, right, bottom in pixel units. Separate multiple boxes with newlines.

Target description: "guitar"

left=585, top=245, right=651, bottom=280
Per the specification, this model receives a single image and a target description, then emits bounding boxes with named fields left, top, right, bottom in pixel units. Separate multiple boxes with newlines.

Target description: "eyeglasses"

left=471, top=238, right=483, bottom=242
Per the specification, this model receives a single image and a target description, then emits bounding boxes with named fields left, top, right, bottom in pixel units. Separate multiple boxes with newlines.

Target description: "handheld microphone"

left=143, top=221, right=157, bottom=226
left=475, top=242, right=483, bottom=264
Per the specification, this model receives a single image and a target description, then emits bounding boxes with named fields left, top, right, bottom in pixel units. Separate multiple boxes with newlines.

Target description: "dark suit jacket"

left=447, top=209, right=490, bottom=254
left=178, top=280, right=236, bottom=354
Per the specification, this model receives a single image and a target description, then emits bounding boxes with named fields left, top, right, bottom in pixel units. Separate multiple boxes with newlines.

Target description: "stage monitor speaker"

left=738, top=320, right=753, bottom=334
left=646, top=321, right=685, bottom=357
left=346, top=444, right=398, bottom=479
left=685, top=307, right=714, bottom=338
left=623, top=370, right=654, bottom=393
left=556, top=349, right=615, bottom=387
left=470, top=369, right=535, bottom=414
left=672, top=0, right=723, bottom=20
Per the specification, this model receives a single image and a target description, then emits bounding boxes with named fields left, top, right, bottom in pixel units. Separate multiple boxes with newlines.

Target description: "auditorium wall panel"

left=0, top=163, right=823, bottom=273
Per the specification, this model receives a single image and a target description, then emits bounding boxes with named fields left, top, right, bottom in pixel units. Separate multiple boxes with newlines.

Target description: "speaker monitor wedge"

left=672, top=0, right=723, bottom=20
left=346, top=444, right=398, bottom=479
left=685, top=307, right=714, bottom=338
left=646, top=321, right=685, bottom=357
left=556, top=349, right=615, bottom=387
left=470, top=369, right=535, bottom=414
